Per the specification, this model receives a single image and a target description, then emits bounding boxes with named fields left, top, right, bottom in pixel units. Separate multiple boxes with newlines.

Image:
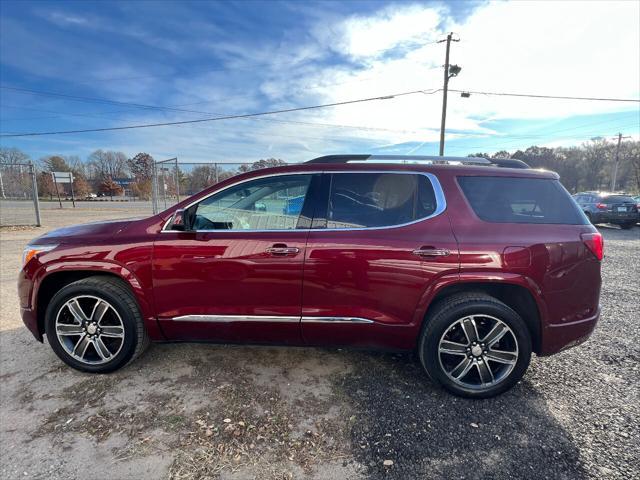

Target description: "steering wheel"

left=194, top=210, right=251, bottom=230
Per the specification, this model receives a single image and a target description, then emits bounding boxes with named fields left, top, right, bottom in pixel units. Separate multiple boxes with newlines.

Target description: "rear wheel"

left=620, top=222, right=635, bottom=230
left=419, top=293, right=532, bottom=398
left=45, top=276, right=149, bottom=373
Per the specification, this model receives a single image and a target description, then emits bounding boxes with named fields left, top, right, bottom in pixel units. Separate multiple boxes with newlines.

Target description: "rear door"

left=301, top=171, right=459, bottom=350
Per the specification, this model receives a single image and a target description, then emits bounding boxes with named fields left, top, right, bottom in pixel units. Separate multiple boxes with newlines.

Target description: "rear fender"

left=411, top=271, right=548, bottom=332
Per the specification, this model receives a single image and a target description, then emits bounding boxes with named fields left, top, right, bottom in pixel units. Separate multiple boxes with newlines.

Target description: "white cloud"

left=46, top=12, right=90, bottom=26
left=296, top=0, right=639, bottom=146
left=313, top=4, right=444, bottom=59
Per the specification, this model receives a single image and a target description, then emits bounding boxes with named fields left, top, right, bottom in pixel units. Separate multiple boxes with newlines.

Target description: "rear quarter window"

left=457, top=176, right=588, bottom=225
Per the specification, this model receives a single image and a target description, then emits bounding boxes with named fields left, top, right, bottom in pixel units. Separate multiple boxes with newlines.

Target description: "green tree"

left=40, top=155, right=70, bottom=172
left=238, top=158, right=287, bottom=172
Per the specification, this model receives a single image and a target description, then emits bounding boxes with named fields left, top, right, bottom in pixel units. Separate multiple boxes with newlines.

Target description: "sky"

left=0, top=0, right=639, bottom=164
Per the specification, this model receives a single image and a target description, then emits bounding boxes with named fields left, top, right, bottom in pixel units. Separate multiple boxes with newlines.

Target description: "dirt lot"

left=1, top=205, right=639, bottom=480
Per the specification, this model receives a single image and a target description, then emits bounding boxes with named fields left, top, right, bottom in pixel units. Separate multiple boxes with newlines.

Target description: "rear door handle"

left=413, top=248, right=451, bottom=257
left=266, top=245, right=300, bottom=255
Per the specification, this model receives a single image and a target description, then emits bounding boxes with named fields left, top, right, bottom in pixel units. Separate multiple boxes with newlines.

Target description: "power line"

left=461, top=112, right=640, bottom=142
left=449, top=89, right=640, bottom=103
left=0, top=89, right=431, bottom=138
left=445, top=123, right=639, bottom=152
left=39, top=40, right=443, bottom=85
left=2, top=83, right=638, bottom=138
left=0, top=99, right=441, bottom=136
left=0, top=86, right=188, bottom=111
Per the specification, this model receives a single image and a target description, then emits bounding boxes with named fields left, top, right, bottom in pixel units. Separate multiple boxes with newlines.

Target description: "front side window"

left=326, top=173, right=437, bottom=229
left=192, top=174, right=312, bottom=230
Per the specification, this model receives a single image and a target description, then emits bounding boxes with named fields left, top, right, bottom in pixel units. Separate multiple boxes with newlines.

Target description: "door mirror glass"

left=168, top=209, right=188, bottom=231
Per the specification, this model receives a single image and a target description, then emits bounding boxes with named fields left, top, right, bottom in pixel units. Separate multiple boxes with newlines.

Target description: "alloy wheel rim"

left=55, top=295, right=124, bottom=365
left=437, top=314, right=519, bottom=390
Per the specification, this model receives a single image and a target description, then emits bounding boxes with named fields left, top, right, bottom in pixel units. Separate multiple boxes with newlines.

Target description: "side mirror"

left=168, top=209, right=188, bottom=231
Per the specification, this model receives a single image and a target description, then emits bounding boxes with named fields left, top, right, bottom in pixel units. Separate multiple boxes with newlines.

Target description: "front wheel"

left=45, top=276, right=149, bottom=373
left=620, top=222, right=635, bottom=230
left=419, top=293, right=532, bottom=398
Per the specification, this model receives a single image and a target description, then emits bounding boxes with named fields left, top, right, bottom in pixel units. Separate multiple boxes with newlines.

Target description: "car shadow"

left=335, top=350, right=587, bottom=480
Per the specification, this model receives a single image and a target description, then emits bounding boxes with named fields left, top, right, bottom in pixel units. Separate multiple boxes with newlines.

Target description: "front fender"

left=24, top=257, right=164, bottom=342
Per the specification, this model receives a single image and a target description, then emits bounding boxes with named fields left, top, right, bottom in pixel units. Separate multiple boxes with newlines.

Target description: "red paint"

left=18, top=162, right=601, bottom=357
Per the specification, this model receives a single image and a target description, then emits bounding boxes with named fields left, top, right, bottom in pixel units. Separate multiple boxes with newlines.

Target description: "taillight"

left=595, top=203, right=607, bottom=210
left=581, top=232, right=604, bottom=261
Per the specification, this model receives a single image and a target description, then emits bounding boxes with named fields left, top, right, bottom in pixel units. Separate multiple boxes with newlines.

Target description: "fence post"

left=174, top=157, right=180, bottom=202
left=29, top=163, right=42, bottom=227
left=152, top=161, right=158, bottom=214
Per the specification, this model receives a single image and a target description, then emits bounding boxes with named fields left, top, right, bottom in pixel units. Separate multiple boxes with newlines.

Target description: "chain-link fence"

left=151, top=159, right=290, bottom=214
left=0, top=162, right=41, bottom=226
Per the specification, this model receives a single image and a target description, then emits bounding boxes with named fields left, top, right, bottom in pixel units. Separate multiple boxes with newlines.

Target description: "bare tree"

left=581, top=138, right=611, bottom=190
left=0, top=147, right=31, bottom=164
left=88, top=150, right=128, bottom=180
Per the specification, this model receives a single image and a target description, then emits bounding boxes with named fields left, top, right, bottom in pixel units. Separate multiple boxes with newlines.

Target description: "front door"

left=153, top=173, right=317, bottom=344
left=301, top=171, right=459, bottom=350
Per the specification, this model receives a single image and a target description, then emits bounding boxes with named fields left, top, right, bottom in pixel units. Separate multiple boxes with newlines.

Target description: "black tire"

left=419, top=293, right=532, bottom=399
left=620, top=222, right=635, bottom=230
left=45, top=276, right=149, bottom=373
left=585, top=212, right=593, bottom=224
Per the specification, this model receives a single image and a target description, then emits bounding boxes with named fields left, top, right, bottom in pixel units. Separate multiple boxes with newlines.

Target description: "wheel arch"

left=418, top=278, right=544, bottom=354
left=34, top=266, right=159, bottom=340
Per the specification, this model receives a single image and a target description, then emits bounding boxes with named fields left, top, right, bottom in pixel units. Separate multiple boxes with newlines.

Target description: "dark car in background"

left=573, top=192, right=639, bottom=229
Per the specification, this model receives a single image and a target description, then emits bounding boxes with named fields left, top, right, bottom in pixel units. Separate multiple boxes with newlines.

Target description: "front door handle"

left=266, top=245, right=300, bottom=255
left=413, top=247, right=451, bottom=257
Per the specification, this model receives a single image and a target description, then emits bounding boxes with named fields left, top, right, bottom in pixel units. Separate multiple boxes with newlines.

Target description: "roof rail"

left=306, top=154, right=492, bottom=165
left=490, top=158, right=530, bottom=169
left=306, top=154, right=531, bottom=168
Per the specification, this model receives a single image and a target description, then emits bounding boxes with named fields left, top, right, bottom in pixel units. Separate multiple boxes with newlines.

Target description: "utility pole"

left=610, top=133, right=631, bottom=191
left=438, top=33, right=461, bottom=156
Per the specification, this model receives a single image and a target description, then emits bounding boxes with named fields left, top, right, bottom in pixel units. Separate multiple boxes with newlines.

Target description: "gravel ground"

left=0, top=206, right=638, bottom=479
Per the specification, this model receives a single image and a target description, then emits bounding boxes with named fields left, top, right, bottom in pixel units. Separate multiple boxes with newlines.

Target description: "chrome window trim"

left=169, top=315, right=375, bottom=324
left=161, top=170, right=446, bottom=233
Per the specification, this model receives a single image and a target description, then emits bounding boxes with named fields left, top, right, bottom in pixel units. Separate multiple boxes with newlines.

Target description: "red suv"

left=18, top=155, right=603, bottom=398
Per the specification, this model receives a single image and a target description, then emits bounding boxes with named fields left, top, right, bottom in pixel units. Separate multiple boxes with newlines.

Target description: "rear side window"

left=458, top=176, right=588, bottom=224
left=327, top=173, right=437, bottom=228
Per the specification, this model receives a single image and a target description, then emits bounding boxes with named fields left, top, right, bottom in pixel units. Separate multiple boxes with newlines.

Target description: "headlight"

left=22, top=244, right=58, bottom=266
